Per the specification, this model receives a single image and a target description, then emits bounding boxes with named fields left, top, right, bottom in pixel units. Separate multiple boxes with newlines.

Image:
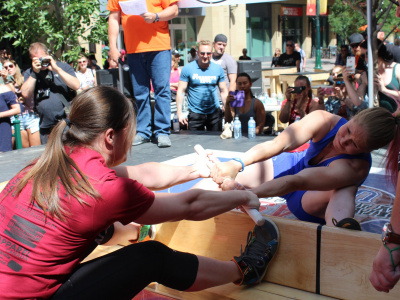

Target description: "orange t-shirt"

left=107, top=0, right=178, bottom=54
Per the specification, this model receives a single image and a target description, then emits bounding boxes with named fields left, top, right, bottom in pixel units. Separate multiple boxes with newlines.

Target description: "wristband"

left=153, top=13, right=159, bottom=23
left=232, top=157, right=245, bottom=172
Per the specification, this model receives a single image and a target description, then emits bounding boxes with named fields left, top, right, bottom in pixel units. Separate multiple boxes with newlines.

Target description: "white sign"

left=177, top=0, right=281, bottom=8
left=119, top=0, right=147, bottom=15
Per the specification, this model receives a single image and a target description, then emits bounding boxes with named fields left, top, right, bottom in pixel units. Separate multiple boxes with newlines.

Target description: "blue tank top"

left=273, top=118, right=372, bottom=186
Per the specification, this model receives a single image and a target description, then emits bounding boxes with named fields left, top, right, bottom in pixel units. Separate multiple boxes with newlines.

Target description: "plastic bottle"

left=248, top=117, right=256, bottom=139
left=233, top=116, right=242, bottom=139
left=294, top=115, right=301, bottom=122
left=172, top=113, right=180, bottom=133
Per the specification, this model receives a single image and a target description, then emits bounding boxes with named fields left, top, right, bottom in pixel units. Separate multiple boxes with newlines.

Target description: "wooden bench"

left=86, top=211, right=400, bottom=299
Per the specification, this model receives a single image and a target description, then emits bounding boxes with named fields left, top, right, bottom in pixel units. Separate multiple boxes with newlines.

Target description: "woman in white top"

left=75, top=54, right=96, bottom=93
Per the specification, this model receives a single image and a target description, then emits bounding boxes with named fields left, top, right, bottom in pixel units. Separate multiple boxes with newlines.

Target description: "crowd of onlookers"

left=1, top=29, right=400, bottom=153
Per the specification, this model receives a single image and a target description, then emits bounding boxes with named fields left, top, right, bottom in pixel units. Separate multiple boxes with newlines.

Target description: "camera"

left=39, top=57, right=51, bottom=67
left=37, top=89, right=50, bottom=101
left=290, top=86, right=306, bottom=94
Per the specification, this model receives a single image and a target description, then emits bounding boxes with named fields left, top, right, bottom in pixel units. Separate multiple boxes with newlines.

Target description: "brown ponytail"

left=14, top=86, right=136, bottom=220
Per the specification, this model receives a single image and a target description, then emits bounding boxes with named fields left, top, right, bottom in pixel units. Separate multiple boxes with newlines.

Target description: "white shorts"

left=11, top=112, right=40, bottom=134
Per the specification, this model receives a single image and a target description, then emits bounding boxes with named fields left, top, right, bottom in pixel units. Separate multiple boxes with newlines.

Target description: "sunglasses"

left=199, top=52, right=212, bottom=56
left=78, top=60, right=87, bottom=64
left=286, top=44, right=294, bottom=47
left=350, top=43, right=360, bottom=48
left=3, top=64, right=14, bottom=70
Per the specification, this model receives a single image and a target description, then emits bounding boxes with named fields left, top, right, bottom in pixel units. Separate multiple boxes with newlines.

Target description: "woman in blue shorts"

left=211, top=108, right=400, bottom=228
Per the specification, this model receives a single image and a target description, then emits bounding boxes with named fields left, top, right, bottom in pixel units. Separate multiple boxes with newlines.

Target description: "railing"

left=11, top=116, right=22, bottom=149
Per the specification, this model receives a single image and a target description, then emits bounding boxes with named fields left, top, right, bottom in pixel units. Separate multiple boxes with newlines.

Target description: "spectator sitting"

left=21, top=42, right=80, bottom=144
left=271, top=48, right=281, bottom=67
left=0, top=83, right=20, bottom=152
left=335, top=45, right=351, bottom=66
left=75, top=54, right=97, bottom=93
left=294, top=43, right=306, bottom=72
left=188, top=47, right=198, bottom=63
left=322, top=66, right=367, bottom=120
left=170, top=55, right=181, bottom=102
left=172, top=49, right=181, bottom=66
left=2, top=59, right=40, bottom=148
left=239, top=48, right=251, bottom=61
left=176, top=40, right=228, bottom=131
left=277, top=40, right=301, bottom=72
left=343, top=39, right=400, bottom=113
left=224, top=72, right=265, bottom=134
left=279, top=75, right=325, bottom=124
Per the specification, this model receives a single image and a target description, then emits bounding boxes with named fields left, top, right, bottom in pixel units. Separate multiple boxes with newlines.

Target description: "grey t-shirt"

left=211, top=53, right=237, bottom=101
left=24, top=62, right=77, bottom=129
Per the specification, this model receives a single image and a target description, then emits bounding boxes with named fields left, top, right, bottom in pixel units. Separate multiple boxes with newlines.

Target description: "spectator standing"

left=271, top=48, right=281, bottom=67
left=75, top=54, right=96, bottom=93
left=176, top=40, right=227, bottom=131
left=188, top=47, right=198, bottom=63
left=294, top=43, right=306, bottom=72
left=21, top=42, right=80, bottom=144
left=107, top=0, right=179, bottom=148
left=0, top=84, right=20, bottom=152
left=279, top=75, right=325, bottom=124
left=224, top=72, right=265, bottom=134
left=2, top=59, right=41, bottom=148
left=277, top=40, right=301, bottom=72
left=170, top=55, right=181, bottom=101
left=335, top=45, right=351, bottom=66
left=379, top=31, right=400, bottom=63
left=211, top=34, right=238, bottom=95
left=239, top=48, right=251, bottom=60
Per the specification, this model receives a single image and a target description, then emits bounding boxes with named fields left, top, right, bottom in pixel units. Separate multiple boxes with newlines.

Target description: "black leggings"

left=51, top=241, right=199, bottom=300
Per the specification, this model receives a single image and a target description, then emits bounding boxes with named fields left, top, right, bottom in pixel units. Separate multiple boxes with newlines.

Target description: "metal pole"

left=13, top=116, right=22, bottom=149
left=117, top=25, right=125, bottom=94
left=367, top=0, right=374, bottom=108
left=314, top=0, right=322, bottom=69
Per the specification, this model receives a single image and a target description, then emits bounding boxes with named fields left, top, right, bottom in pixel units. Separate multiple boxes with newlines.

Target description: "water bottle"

left=233, top=116, right=242, bottom=139
left=172, top=113, right=180, bottom=133
left=294, top=115, right=301, bottom=122
left=248, top=117, right=256, bottom=139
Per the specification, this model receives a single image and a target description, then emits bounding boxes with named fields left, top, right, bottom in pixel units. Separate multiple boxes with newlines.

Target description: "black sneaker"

left=332, top=217, right=362, bottom=230
left=232, top=219, right=279, bottom=286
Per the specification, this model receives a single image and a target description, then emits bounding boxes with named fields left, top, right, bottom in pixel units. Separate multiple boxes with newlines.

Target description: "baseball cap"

left=349, top=33, right=363, bottom=45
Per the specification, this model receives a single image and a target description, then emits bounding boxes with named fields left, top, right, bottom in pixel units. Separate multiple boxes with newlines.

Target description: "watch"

left=382, top=222, right=400, bottom=244
left=153, top=13, right=159, bottom=23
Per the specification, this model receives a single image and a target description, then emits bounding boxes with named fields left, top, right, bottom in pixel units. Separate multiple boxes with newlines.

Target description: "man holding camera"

left=21, top=43, right=80, bottom=144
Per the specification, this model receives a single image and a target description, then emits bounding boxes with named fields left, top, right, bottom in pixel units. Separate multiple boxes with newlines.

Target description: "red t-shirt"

left=0, top=147, right=154, bottom=299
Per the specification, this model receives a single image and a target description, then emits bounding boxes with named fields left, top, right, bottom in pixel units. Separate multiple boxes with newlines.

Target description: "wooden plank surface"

left=320, top=226, right=400, bottom=299
left=154, top=212, right=319, bottom=293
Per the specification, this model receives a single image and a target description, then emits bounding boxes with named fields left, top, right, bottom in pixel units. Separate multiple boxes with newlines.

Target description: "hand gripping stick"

left=194, top=144, right=265, bottom=226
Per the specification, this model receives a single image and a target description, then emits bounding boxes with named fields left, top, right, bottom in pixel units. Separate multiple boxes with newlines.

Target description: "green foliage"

left=328, top=1, right=365, bottom=44
left=0, top=0, right=109, bottom=62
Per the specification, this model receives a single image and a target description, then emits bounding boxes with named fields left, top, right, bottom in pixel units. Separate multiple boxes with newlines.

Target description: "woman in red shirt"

left=0, top=86, right=278, bottom=299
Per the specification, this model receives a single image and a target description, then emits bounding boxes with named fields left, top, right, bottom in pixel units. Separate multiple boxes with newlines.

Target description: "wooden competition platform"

left=86, top=211, right=400, bottom=300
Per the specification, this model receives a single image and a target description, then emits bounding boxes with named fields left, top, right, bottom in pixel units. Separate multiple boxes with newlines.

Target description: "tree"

left=0, top=0, right=109, bottom=62
left=328, top=0, right=365, bottom=45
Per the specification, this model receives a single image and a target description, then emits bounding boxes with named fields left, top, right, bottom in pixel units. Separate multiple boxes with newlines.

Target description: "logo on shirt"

left=192, top=74, right=217, bottom=83
left=4, top=215, right=46, bottom=248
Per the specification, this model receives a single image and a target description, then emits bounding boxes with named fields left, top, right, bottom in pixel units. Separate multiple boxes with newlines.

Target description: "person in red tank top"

left=279, top=75, right=325, bottom=125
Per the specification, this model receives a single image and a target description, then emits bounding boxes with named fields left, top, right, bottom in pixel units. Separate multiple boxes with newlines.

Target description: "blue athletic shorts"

left=272, top=152, right=325, bottom=224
